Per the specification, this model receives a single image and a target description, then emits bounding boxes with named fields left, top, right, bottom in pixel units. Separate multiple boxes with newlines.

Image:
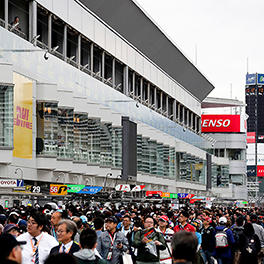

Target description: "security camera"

left=183, top=127, right=186, bottom=132
left=211, top=143, right=214, bottom=147
left=136, top=102, right=139, bottom=108
left=44, top=51, right=49, bottom=60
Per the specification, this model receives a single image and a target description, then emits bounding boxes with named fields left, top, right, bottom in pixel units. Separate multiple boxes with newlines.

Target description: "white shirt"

left=156, top=227, right=174, bottom=262
left=17, top=232, right=59, bottom=264
left=60, top=240, right=73, bottom=253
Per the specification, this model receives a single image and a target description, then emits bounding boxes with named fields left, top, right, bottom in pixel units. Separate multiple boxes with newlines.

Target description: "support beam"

left=63, top=24, right=67, bottom=60
left=124, top=66, right=129, bottom=96
left=112, top=58, right=115, bottom=88
left=77, top=34, right=81, bottom=68
left=90, top=43, right=94, bottom=74
left=102, top=51, right=105, bottom=80
left=48, top=14, right=52, bottom=51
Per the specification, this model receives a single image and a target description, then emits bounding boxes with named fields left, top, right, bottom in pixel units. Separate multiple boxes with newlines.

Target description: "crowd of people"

left=0, top=201, right=264, bottom=264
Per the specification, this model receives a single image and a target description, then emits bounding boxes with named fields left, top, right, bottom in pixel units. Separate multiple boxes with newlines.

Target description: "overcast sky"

left=136, top=0, right=264, bottom=102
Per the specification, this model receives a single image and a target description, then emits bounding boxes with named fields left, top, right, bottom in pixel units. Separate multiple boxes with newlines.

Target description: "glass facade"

left=58, top=108, right=74, bottom=159
left=100, top=123, right=112, bottom=167
left=112, top=127, right=122, bottom=168
left=212, top=164, right=229, bottom=187
left=0, top=85, right=13, bottom=147
left=88, top=118, right=101, bottom=165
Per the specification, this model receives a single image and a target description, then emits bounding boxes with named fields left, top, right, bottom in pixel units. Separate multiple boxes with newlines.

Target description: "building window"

left=0, top=85, right=13, bottom=147
left=169, top=147, right=176, bottom=179
left=73, top=113, right=88, bottom=162
left=81, top=37, right=91, bottom=72
left=52, top=16, right=64, bottom=57
left=104, top=53, right=113, bottom=86
left=135, top=74, right=141, bottom=98
left=156, top=143, right=164, bottom=177
left=163, top=145, right=170, bottom=177
left=142, top=80, right=148, bottom=103
left=149, top=140, right=157, bottom=175
left=58, top=108, right=74, bottom=159
left=128, top=69, right=134, bottom=96
left=100, top=123, right=112, bottom=167
left=141, top=137, right=150, bottom=173
left=93, top=45, right=102, bottom=79
left=137, top=135, right=143, bottom=172
left=115, top=60, right=124, bottom=92
left=37, top=6, right=48, bottom=48
left=112, top=127, right=122, bottom=168
left=67, top=27, right=78, bottom=66
left=88, top=118, right=101, bottom=165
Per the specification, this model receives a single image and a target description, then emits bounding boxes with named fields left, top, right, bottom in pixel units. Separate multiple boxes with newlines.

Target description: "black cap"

left=105, top=216, right=118, bottom=224
left=0, top=233, right=26, bottom=259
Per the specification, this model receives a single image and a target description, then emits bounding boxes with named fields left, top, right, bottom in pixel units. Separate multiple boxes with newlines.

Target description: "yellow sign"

left=161, top=192, right=170, bottom=198
left=13, top=185, right=32, bottom=193
left=13, top=73, right=33, bottom=159
left=50, top=184, right=68, bottom=195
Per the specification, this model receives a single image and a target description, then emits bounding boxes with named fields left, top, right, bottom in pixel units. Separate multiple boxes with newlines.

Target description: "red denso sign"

left=201, top=115, right=240, bottom=133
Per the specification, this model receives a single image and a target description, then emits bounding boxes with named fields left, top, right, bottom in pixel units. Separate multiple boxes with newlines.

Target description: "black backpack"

left=244, top=235, right=258, bottom=256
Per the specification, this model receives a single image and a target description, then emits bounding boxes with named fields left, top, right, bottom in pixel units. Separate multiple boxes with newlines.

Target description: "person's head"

left=219, top=216, right=227, bottom=226
left=94, top=217, right=104, bottom=231
left=105, top=217, right=118, bottom=233
left=51, top=211, right=62, bottom=228
left=203, top=216, right=211, bottom=226
left=171, top=231, right=198, bottom=263
left=158, top=215, right=169, bottom=229
left=178, top=211, right=189, bottom=224
left=80, top=228, right=97, bottom=249
left=0, top=233, right=26, bottom=264
left=122, top=215, right=131, bottom=229
left=144, top=216, right=155, bottom=229
left=236, top=216, right=244, bottom=227
left=72, top=217, right=83, bottom=230
left=250, top=214, right=258, bottom=223
left=244, top=222, right=255, bottom=236
left=14, top=16, right=19, bottom=23
left=44, top=252, right=77, bottom=264
left=8, top=212, right=19, bottom=225
left=3, top=224, right=20, bottom=237
left=57, top=219, right=77, bottom=244
left=27, top=211, right=46, bottom=237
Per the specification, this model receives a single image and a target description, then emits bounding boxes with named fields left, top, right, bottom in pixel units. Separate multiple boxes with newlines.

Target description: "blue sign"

left=78, top=186, right=103, bottom=194
left=257, top=74, right=264, bottom=84
left=178, top=193, right=188, bottom=199
left=246, top=73, right=256, bottom=85
left=16, top=180, right=24, bottom=187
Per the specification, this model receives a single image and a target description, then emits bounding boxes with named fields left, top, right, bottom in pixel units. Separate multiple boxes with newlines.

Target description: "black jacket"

left=50, top=241, right=80, bottom=255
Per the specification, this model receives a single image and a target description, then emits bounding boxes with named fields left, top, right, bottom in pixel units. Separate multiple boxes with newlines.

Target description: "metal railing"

left=0, top=18, right=5, bottom=28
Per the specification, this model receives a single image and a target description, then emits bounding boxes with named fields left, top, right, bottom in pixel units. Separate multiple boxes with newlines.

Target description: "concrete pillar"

left=77, top=34, right=81, bottom=68
left=90, top=43, right=94, bottom=74
left=154, top=87, right=157, bottom=108
left=102, top=51, right=105, bottom=80
left=160, top=92, right=163, bottom=111
left=173, top=100, right=176, bottom=121
left=132, top=72, right=135, bottom=97
left=166, top=95, right=169, bottom=116
left=63, top=24, right=67, bottom=60
left=147, top=83, right=150, bottom=106
left=29, top=1, right=37, bottom=45
left=124, top=66, right=129, bottom=96
left=4, top=0, right=8, bottom=29
left=112, top=58, right=115, bottom=88
left=140, top=78, right=143, bottom=102
left=48, top=14, right=52, bottom=51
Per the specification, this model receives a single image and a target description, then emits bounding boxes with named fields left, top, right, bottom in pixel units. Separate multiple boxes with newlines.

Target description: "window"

left=88, top=118, right=101, bottom=165
left=142, top=80, right=148, bottom=103
left=52, top=16, right=64, bottom=56
left=104, top=53, right=113, bottom=86
left=128, top=69, right=134, bottom=95
left=135, top=74, right=141, bottom=98
left=115, top=60, right=124, bottom=92
left=81, top=37, right=91, bottom=72
left=58, top=108, right=74, bottom=159
left=100, top=123, right=112, bottom=167
left=137, top=135, right=143, bottom=172
left=67, top=27, right=78, bottom=65
left=37, top=6, right=48, bottom=48
left=141, top=137, right=150, bottom=173
left=149, top=140, right=157, bottom=175
left=36, top=102, right=57, bottom=156
left=0, top=85, right=13, bottom=147
left=73, top=113, right=88, bottom=162
left=93, top=45, right=102, bottom=79
left=112, top=127, right=122, bottom=168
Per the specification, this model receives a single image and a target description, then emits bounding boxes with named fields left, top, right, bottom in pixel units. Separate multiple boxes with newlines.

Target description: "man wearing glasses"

left=17, top=210, right=58, bottom=264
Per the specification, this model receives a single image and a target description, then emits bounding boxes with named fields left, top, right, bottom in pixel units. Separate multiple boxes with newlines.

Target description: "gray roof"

left=79, top=0, right=214, bottom=101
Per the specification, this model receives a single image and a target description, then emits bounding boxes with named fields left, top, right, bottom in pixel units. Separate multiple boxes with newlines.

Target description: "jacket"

left=201, top=226, right=215, bottom=252
left=252, top=223, right=264, bottom=247
left=74, top=248, right=107, bottom=264
left=133, top=228, right=166, bottom=263
left=50, top=241, right=80, bottom=255
left=96, top=230, right=128, bottom=264
left=214, top=225, right=235, bottom=259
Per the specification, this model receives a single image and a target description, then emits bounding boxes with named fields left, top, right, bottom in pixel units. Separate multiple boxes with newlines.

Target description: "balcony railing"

left=8, top=24, right=27, bottom=40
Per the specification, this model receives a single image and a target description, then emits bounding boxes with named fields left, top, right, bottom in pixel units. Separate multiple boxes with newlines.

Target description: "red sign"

left=247, top=132, right=256, bottom=143
left=201, top=115, right=240, bottom=133
left=146, top=191, right=163, bottom=197
left=257, top=166, right=264, bottom=177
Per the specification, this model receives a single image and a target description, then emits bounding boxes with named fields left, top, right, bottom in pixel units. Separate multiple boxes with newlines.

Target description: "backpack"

left=215, top=228, right=229, bottom=248
left=244, top=236, right=258, bottom=255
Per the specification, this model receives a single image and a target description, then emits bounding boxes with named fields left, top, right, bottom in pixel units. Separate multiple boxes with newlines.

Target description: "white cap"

left=219, top=216, right=227, bottom=224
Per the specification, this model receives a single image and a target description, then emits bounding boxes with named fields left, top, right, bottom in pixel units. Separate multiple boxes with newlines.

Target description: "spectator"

left=74, top=228, right=106, bottom=264
left=133, top=215, right=166, bottom=264
left=50, top=211, right=63, bottom=241
left=44, top=253, right=77, bottom=264
left=17, top=210, right=58, bottom=264
left=0, top=233, right=26, bottom=264
left=73, top=217, right=84, bottom=244
left=97, top=216, right=128, bottom=264
left=171, top=231, right=198, bottom=264
left=94, top=217, right=104, bottom=239
left=50, top=219, right=80, bottom=255
left=174, top=211, right=195, bottom=233
left=120, top=215, right=133, bottom=236
left=3, top=224, right=20, bottom=237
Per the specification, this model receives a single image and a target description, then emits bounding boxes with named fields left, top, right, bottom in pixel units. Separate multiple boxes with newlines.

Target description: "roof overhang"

left=202, top=97, right=245, bottom=108
left=79, top=0, right=214, bottom=101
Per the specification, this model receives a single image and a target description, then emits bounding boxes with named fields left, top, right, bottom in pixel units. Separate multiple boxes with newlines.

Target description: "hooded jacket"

left=74, top=248, right=107, bottom=264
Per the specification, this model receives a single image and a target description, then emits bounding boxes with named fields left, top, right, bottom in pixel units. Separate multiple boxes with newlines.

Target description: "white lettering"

left=202, top=119, right=231, bottom=128
left=202, top=120, right=208, bottom=127
left=216, top=119, right=223, bottom=127
left=209, top=120, right=217, bottom=127
left=223, top=120, right=230, bottom=127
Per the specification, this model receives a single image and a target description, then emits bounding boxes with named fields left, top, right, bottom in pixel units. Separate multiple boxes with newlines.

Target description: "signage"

left=247, top=132, right=256, bottom=143
left=170, top=193, right=178, bottom=199
left=146, top=191, right=163, bottom=197
left=67, top=184, right=102, bottom=194
left=78, top=186, right=102, bottom=194
left=247, top=165, right=256, bottom=177
left=161, top=192, right=170, bottom=198
left=201, top=115, right=240, bottom=133
left=50, top=184, right=68, bottom=195
left=257, top=166, right=264, bottom=177
left=131, top=185, right=145, bottom=192
left=246, top=73, right=256, bottom=85
left=257, top=73, right=264, bottom=84
left=178, top=193, right=188, bottom=199
left=115, top=184, right=131, bottom=192
left=0, top=179, right=24, bottom=188
left=186, top=193, right=195, bottom=199
left=13, top=73, right=33, bottom=159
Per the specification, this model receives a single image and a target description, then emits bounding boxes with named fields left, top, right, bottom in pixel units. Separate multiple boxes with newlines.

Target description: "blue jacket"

left=214, top=226, right=235, bottom=259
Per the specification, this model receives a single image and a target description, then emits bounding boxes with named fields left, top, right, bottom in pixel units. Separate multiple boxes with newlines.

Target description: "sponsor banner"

left=257, top=144, right=264, bottom=165
left=257, top=73, right=264, bottom=84
left=178, top=193, right=188, bottom=199
left=131, top=185, right=145, bottom=192
left=247, top=132, right=256, bottom=143
left=67, top=185, right=86, bottom=193
left=246, top=73, right=256, bottom=85
left=50, top=184, right=68, bottom=195
left=146, top=191, right=163, bottom=197
left=170, top=193, right=178, bottom=199
left=0, top=179, right=24, bottom=188
left=78, top=186, right=102, bottom=194
left=186, top=193, right=195, bottom=199
left=257, top=166, right=264, bottom=177
left=201, top=115, right=240, bottom=133
left=247, top=144, right=256, bottom=166
left=13, top=73, right=33, bottom=159
left=115, top=184, right=131, bottom=192
left=247, top=165, right=256, bottom=177
left=161, top=192, right=170, bottom=198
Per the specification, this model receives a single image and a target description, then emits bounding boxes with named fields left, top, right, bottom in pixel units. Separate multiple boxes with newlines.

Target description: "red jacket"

left=174, top=223, right=195, bottom=233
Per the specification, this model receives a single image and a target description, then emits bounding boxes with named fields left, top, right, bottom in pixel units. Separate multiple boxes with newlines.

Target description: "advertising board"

left=257, top=166, right=264, bottom=177
left=50, top=184, right=68, bottom=195
left=201, top=115, right=240, bottom=133
left=247, top=132, right=256, bottom=143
